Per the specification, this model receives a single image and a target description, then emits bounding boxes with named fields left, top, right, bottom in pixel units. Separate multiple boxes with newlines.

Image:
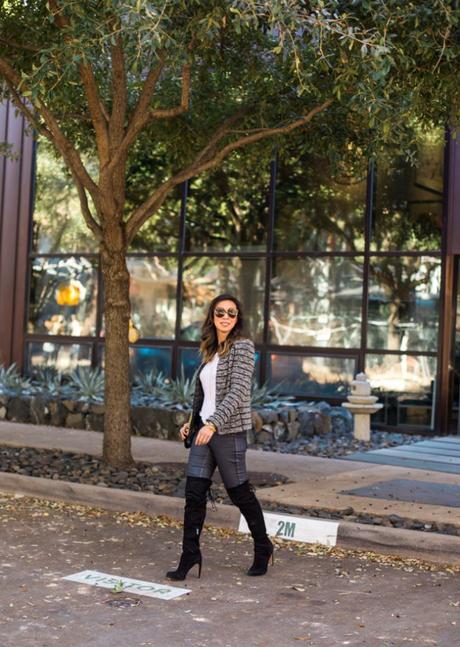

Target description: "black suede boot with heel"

left=227, top=480, right=274, bottom=576
left=166, top=476, right=211, bottom=581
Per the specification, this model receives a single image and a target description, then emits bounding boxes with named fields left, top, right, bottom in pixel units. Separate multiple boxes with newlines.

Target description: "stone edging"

left=0, top=471, right=458, bottom=566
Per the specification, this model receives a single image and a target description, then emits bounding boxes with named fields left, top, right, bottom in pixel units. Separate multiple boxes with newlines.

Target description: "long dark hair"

left=199, top=293, right=245, bottom=362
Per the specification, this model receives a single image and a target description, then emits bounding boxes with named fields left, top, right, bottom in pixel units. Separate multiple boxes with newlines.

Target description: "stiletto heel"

left=166, top=553, right=202, bottom=581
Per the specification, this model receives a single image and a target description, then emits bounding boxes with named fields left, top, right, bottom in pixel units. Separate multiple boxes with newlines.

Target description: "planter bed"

left=0, top=392, right=424, bottom=457
left=0, top=444, right=457, bottom=537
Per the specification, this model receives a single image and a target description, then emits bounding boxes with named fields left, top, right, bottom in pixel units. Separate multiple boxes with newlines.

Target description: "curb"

left=0, top=472, right=459, bottom=566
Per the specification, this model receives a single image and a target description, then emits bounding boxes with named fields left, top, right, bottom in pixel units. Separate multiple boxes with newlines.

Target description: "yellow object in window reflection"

left=129, top=318, right=140, bottom=344
left=55, top=280, right=85, bottom=307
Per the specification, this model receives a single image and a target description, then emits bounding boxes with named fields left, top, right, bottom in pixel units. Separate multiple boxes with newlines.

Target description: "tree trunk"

left=100, top=239, right=133, bottom=467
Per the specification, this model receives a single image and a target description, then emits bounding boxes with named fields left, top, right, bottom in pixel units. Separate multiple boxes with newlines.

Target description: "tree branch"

left=109, top=31, right=127, bottom=150
left=0, top=37, right=41, bottom=53
left=105, top=55, right=166, bottom=174
left=126, top=99, right=333, bottom=241
left=150, top=62, right=191, bottom=119
left=70, top=172, right=103, bottom=239
left=0, top=56, right=100, bottom=203
left=48, top=0, right=110, bottom=166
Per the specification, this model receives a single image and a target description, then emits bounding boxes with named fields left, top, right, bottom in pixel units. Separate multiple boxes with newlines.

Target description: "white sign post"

left=239, top=512, right=339, bottom=547
left=63, top=570, right=190, bottom=600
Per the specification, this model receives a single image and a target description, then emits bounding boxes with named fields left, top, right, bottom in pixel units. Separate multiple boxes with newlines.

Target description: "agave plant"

left=250, top=378, right=293, bottom=409
left=68, top=367, right=105, bottom=402
left=0, top=363, right=31, bottom=394
left=132, top=369, right=165, bottom=400
left=159, top=367, right=195, bottom=409
left=31, top=366, right=64, bottom=397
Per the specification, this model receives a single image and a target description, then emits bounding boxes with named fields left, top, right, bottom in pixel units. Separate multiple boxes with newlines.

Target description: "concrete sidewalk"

left=1, top=421, right=460, bottom=564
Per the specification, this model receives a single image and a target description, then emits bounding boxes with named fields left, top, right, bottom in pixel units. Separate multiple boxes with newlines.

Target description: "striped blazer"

left=189, top=339, right=255, bottom=435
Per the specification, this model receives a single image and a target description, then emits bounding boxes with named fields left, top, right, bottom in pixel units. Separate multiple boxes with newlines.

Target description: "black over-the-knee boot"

left=227, top=480, right=274, bottom=576
left=166, top=476, right=211, bottom=581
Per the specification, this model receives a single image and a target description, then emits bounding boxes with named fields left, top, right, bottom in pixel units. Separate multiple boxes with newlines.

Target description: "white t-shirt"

left=199, top=353, right=219, bottom=421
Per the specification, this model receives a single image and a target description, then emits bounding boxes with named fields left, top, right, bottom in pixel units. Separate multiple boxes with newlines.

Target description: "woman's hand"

left=195, top=424, right=216, bottom=446
left=179, top=422, right=190, bottom=441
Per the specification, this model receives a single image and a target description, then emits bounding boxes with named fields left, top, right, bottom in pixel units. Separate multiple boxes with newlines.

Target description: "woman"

left=166, top=293, right=274, bottom=581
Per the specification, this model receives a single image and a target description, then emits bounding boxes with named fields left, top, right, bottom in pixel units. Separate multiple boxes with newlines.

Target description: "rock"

left=313, top=412, right=331, bottom=435
left=255, top=429, right=274, bottom=444
left=86, top=413, right=104, bottom=432
left=286, top=421, right=300, bottom=441
left=173, top=410, right=188, bottom=426
left=7, top=396, right=31, bottom=423
left=75, top=401, right=90, bottom=413
left=30, top=395, right=49, bottom=425
left=330, top=408, right=353, bottom=434
left=273, top=422, right=288, bottom=442
left=65, top=412, right=85, bottom=429
left=256, top=408, right=279, bottom=424
left=62, top=399, right=76, bottom=412
left=49, top=400, right=67, bottom=426
left=315, top=401, right=332, bottom=414
left=0, top=406, right=6, bottom=419
left=251, top=411, right=263, bottom=433
left=246, top=428, right=256, bottom=445
left=279, top=409, right=290, bottom=424
left=89, top=402, right=105, bottom=415
left=297, top=409, right=315, bottom=437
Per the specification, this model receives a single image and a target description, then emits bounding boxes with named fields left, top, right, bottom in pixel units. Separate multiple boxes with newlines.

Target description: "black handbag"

left=184, top=421, right=197, bottom=449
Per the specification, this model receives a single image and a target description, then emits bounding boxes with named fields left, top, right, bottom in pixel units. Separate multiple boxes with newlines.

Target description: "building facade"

left=1, top=103, right=460, bottom=434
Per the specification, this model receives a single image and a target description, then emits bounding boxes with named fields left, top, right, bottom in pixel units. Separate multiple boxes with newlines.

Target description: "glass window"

left=372, top=129, right=444, bottom=251
left=268, top=353, right=356, bottom=397
left=33, top=140, right=99, bottom=253
left=28, top=257, right=98, bottom=336
left=26, top=341, right=93, bottom=373
left=179, top=347, right=202, bottom=379
left=129, top=346, right=172, bottom=377
left=270, top=257, right=363, bottom=347
left=274, top=153, right=367, bottom=251
left=128, top=257, right=178, bottom=339
left=366, top=353, right=436, bottom=428
left=181, top=257, right=266, bottom=342
left=185, top=155, right=270, bottom=252
left=367, top=256, right=441, bottom=352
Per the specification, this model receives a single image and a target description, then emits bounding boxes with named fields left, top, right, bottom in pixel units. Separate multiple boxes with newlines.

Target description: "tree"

left=0, top=0, right=459, bottom=466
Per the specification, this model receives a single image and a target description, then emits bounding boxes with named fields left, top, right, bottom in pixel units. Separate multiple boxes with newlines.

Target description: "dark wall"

left=0, top=101, right=34, bottom=368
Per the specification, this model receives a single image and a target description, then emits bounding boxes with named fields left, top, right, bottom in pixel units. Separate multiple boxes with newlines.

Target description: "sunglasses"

left=214, top=307, right=238, bottom=319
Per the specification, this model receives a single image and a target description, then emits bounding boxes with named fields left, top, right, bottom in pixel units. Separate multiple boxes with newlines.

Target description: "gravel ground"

left=1, top=444, right=458, bottom=537
left=255, top=429, right=426, bottom=457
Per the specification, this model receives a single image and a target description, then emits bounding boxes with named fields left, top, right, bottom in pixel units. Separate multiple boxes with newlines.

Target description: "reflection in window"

left=275, top=153, right=366, bottom=251
left=268, top=353, right=355, bottom=397
left=270, top=257, right=363, bottom=347
left=33, top=139, right=99, bottom=253
left=181, top=257, right=265, bottom=342
left=26, top=341, right=92, bottom=373
left=28, top=257, right=98, bottom=336
left=185, top=154, right=269, bottom=252
left=372, top=129, right=444, bottom=251
left=366, top=353, right=436, bottom=428
left=367, top=256, right=441, bottom=352
left=129, top=346, right=172, bottom=377
left=179, top=347, right=202, bottom=379
left=128, top=257, right=178, bottom=339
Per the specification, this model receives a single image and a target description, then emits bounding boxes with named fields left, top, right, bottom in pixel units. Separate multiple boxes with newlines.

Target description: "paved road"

left=0, top=494, right=458, bottom=647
